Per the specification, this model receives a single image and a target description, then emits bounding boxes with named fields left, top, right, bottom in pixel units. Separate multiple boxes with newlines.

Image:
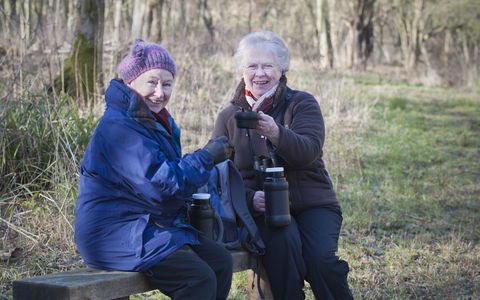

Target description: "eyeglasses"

left=244, top=63, right=277, bottom=73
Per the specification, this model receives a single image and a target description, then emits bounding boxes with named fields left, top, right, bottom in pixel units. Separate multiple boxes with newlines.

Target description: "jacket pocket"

left=123, top=215, right=149, bottom=257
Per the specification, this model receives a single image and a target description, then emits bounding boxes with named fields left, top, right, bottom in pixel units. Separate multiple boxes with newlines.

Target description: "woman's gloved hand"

left=202, top=136, right=235, bottom=164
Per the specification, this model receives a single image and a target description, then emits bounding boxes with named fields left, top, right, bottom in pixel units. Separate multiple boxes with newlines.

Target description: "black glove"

left=202, top=136, right=235, bottom=164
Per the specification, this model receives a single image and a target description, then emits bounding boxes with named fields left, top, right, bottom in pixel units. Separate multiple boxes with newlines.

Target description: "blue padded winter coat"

left=75, top=79, right=214, bottom=272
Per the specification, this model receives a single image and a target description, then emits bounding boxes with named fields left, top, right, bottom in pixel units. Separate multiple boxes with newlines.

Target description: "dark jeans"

left=255, top=206, right=353, bottom=300
left=144, top=235, right=233, bottom=300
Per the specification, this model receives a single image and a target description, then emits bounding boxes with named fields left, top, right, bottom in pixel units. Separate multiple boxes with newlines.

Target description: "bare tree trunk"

left=19, top=0, right=28, bottom=43
left=408, top=0, right=422, bottom=72
left=113, top=0, right=122, bottom=46
left=33, top=0, right=45, bottom=30
left=473, top=42, right=478, bottom=84
left=461, top=30, right=474, bottom=87
left=53, top=0, right=105, bottom=105
left=394, top=0, right=425, bottom=74
left=443, top=30, right=452, bottom=70
left=180, top=0, right=186, bottom=34
left=151, top=0, right=164, bottom=42
left=316, top=0, right=330, bottom=68
left=303, top=0, right=319, bottom=58
left=327, top=0, right=340, bottom=68
left=200, top=0, right=214, bottom=43
left=54, top=0, right=60, bottom=29
left=8, top=0, right=18, bottom=35
left=131, top=0, right=146, bottom=40
left=420, top=42, right=440, bottom=86
left=62, top=0, right=68, bottom=27
left=0, top=0, right=3, bottom=31
left=350, top=0, right=375, bottom=70
left=142, top=0, right=153, bottom=39
left=248, top=0, right=253, bottom=33
left=346, top=25, right=354, bottom=67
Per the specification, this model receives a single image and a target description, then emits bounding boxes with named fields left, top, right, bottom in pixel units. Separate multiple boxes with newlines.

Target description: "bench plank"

left=13, top=248, right=265, bottom=300
left=13, top=268, right=153, bottom=300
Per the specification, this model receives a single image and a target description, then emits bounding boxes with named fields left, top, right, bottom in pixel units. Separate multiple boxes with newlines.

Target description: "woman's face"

left=127, top=68, right=174, bottom=113
left=242, top=49, right=282, bottom=99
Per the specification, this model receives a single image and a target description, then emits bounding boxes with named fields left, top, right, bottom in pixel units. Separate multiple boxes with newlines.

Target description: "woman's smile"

left=147, top=98, right=165, bottom=104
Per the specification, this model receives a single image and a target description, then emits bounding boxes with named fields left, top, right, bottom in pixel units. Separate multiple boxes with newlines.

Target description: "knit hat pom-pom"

left=132, top=39, right=145, bottom=60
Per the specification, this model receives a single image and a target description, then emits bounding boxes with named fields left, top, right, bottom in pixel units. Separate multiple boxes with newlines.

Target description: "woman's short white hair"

left=234, top=31, right=290, bottom=76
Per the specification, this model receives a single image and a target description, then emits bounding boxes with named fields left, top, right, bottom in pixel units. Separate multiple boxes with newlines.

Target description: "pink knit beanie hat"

left=118, top=39, right=177, bottom=84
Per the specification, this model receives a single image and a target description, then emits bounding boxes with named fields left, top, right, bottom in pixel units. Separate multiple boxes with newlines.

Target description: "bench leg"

left=246, top=269, right=274, bottom=300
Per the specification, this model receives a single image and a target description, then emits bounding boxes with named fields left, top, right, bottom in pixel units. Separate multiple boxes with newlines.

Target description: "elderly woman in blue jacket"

left=75, top=39, right=235, bottom=300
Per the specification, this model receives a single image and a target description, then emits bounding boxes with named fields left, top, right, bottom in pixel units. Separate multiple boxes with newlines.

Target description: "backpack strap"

left=226, top=160, right=266, bottom=253
left=226, top=160, right=266, bottom=299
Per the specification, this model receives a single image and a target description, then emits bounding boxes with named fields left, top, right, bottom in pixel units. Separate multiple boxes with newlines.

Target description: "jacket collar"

left=106, top=79, right=157, bottom=130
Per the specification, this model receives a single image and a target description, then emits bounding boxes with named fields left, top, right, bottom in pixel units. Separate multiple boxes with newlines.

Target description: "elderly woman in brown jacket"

left=212, top=31, right=353, bottom=300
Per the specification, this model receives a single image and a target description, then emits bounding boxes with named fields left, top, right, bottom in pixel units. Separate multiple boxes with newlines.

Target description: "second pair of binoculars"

left=254, top=153, right=291, bottom=228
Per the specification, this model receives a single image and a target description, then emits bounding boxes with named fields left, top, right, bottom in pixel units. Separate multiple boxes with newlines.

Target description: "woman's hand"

left=253, top=190, right=266, bottom=212
left=255, top=111, right=280, bottom=146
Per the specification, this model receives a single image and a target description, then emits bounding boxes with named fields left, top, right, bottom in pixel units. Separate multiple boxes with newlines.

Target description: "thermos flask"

left=264, top=167, right=291, bottom=227
left=188, top=193, right=223, bottom=242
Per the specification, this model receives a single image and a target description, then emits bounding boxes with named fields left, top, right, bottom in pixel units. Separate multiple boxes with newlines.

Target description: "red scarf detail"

left=245, top=90, right=255, bottom=109
left=151, top=108, right=172, bottom=135
left=256, top=96, right=274, bottom=113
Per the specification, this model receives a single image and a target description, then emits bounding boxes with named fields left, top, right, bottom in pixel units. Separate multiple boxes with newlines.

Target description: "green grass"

left=338, top=83, right=480, bottom=299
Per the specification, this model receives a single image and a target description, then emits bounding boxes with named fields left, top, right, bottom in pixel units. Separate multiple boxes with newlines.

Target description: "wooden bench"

left=12, top=247, right=273, bottom=300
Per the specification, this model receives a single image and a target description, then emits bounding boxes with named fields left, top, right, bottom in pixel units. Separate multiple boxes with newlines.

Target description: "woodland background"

left=1, top=0, right=479, bottom=103
left=1, top=0, right=479, bottom=299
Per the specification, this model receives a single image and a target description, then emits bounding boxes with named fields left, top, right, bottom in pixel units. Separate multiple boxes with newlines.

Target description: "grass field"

left=336, top=77, right=480, bottom=299
left=1, top=66, right=479, bottom=299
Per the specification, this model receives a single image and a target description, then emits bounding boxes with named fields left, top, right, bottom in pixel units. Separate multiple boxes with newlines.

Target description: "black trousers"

left=255, top=206, right=353, bottom=300
left=144, top=235, right=233, bottom=300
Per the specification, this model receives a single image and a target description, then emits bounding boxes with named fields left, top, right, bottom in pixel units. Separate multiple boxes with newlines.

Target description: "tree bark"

left=393, top=0, right=429, bottom=74
left=443, top=30, right=452, bottom=69
left=180, top=0, right=186, bottom=34
left=349, top=0, right=375, bottom=70
left=152, top=0, right=164, bottom=42
left=113, top=0, right=122, bottom=47
left=327, top=0, right=341, bottom=68
left=200, top=0, right=214, bottom=43
left=53, top=0, right=105, bottom=105
left=461, top=30, right=475, bottom=87
left=131, top=0, right=146, bottom=40
left=472, top=43, right=478, bottom=84
left=317, top=0, right=331, bottom=68
left=142, top=0, right=153, bottom=39
left=20, top=0, right=32, bottom=43
left=34, top=0, right=45, bottom=30
left=8, top=0, right=18, bottom=35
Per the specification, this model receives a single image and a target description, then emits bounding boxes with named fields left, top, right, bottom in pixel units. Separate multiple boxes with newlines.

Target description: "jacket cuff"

left=198, top=149, right=214, bottom=162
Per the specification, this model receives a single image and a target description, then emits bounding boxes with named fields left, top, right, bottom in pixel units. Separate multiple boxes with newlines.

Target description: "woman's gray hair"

left=234, top=31, right=290, bottom=75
